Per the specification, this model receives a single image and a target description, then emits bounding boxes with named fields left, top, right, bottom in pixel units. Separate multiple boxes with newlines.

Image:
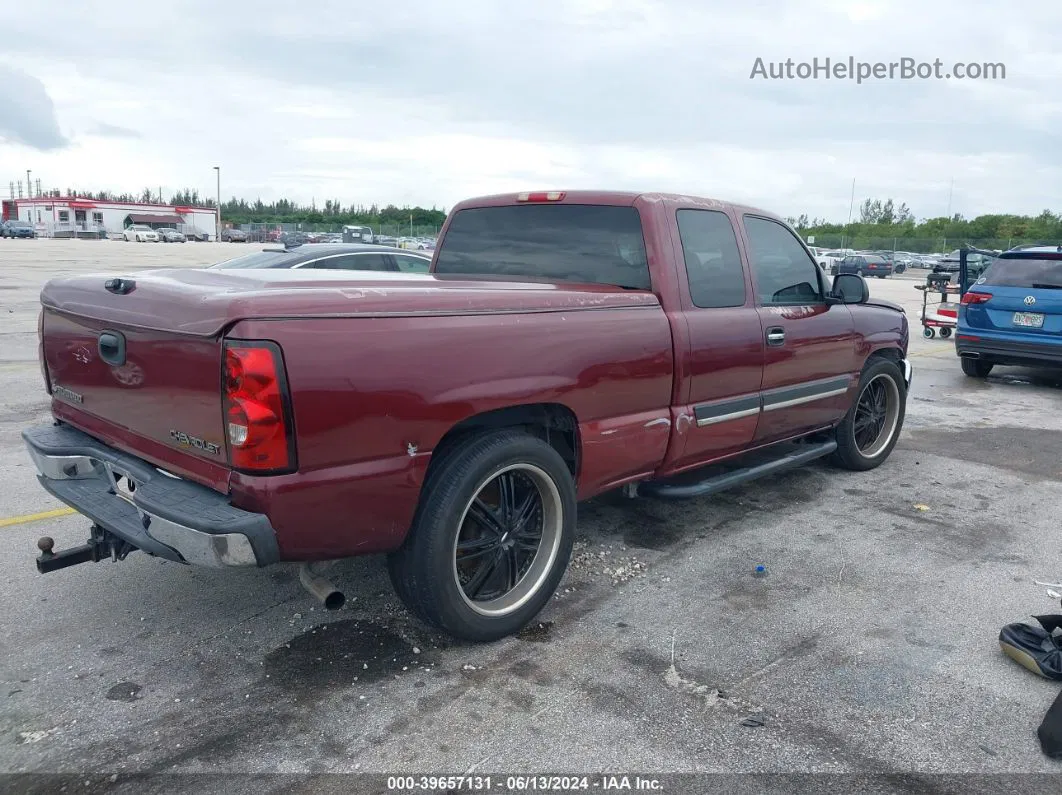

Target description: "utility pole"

left=213, top=166, right=220, bottom=240
left=943, top=177, right=954, bottom=254
left=844, top=178, right=856, bottom=250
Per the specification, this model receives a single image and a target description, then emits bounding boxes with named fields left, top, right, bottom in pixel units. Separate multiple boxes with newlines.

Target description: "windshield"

left=8, top=221, right=31, bottom=228
left=979, top=256, right=1062, bottom=288
left=434, top=204, right=651, bottom=289
left=209, top=251, right=296, bottom=269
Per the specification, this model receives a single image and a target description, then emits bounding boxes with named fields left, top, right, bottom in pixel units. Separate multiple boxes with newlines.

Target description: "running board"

left=641, top=440, right=837, bottom=500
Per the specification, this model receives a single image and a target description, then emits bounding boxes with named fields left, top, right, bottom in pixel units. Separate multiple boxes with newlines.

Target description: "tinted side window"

left=311, top=254, right=394, bottom=271
left=435, top=204, right=651, bottom=290
left=392, top=254, right=430, bottom=273
left=676, top=209, right=745, bottom=308
left=744, top=216, right=822, bottom=305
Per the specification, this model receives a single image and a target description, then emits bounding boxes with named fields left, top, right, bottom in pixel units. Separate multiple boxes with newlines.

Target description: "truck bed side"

left=228, top=303, right=675, bottom=560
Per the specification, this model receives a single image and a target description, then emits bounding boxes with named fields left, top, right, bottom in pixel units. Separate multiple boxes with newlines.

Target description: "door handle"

left=766, top=327, right=785, bottom=346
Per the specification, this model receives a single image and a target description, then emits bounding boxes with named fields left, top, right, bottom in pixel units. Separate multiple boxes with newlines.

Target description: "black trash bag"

left=999, top=615, right=1062, bottom=680
left=1039, top=688, right=1062, bottom=759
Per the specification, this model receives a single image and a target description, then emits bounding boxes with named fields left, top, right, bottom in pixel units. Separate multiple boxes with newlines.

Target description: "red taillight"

left=222, top=341, right=295, bottom=473
left=515, top=191, right=565, bottom=202
left=961, top=291, right=992, bottom=305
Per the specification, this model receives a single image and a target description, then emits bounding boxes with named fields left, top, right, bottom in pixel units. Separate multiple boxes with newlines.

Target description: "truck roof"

left=449, top=190, right=784, bottom=223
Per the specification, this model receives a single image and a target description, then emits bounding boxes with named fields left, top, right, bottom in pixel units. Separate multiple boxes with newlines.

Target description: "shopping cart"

left=915, top=271, right=960, bottom=339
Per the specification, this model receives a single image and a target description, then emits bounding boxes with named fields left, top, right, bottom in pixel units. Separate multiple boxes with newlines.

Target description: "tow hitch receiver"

left=36, top=525, right=136, bottom=574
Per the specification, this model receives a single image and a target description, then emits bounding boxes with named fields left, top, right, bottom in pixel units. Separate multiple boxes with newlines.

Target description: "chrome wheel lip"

left=452, top=463, right=563, bottom=618
left=853, top=373, right=901, bottom=458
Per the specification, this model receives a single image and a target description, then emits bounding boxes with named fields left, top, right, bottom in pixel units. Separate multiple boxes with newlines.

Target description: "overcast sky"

left=1, top=0, right=1059, bottom=221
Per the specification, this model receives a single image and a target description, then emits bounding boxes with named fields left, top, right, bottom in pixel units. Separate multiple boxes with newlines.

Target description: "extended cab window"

left=743, top=216, right=822, bottom=304
left=676, top=209, right=745, bottom=308
left=434, top=204, right=651, bottom=290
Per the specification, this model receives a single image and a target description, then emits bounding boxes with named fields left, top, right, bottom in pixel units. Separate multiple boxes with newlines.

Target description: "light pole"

left=213, top=166, right=221, bottom=241
left=26, top=170, right=32, bottom=198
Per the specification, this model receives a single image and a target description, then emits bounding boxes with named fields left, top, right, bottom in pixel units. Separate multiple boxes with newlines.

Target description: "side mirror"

left=830, top=273, right=869, bottom=304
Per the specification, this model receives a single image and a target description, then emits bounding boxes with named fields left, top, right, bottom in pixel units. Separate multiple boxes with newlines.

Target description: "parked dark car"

left=834, top=254, right=893, bottom=279
left=209, top=243, right=432, bottom=272
left=2, top=220, right=37, bottom=238
left=222, top=228, right=248, bottom=243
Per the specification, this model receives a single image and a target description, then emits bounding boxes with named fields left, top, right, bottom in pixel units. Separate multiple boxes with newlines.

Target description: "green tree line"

left=37, top=186, right=449, bottom=231
left=787, top=198, right=1062, bottom=252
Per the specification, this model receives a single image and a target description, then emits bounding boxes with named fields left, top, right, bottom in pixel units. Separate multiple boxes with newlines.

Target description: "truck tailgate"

left=42, top=308, right=229, bottom=490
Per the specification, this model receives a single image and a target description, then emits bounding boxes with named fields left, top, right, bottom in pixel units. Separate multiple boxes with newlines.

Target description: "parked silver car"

left=158, top=228, right=187, bottom=243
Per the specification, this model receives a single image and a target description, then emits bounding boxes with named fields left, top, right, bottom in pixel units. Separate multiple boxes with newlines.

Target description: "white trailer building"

left=2, top=197, right=218, bottom=240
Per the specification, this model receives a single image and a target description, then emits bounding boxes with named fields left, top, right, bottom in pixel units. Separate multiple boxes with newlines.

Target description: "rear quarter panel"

left=228, top=306, right=674, bottom=559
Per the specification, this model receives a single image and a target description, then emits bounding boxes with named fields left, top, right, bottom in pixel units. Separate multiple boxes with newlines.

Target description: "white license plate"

left=1013, top=311, right=1044, bottom=328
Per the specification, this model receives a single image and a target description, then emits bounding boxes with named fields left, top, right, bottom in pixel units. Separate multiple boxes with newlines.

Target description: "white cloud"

left=0, top=0, right=1058, bottom=220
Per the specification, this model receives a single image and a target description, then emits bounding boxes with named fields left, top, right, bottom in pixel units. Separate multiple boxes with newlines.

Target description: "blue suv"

left=956, top=246, right=1062, bottom=378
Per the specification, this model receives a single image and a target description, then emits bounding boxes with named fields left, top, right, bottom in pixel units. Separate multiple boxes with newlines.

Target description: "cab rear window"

left=434, top=204, right=651, bottom=290
left=980, top=256, right=1062, bottom=288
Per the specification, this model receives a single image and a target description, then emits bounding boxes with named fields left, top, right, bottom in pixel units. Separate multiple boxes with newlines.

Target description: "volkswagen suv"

left=956, top=245, right=1062, bottom=377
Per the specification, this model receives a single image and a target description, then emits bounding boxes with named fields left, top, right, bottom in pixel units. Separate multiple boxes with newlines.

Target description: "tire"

left=856, top=269, right=863, bottom=277
left=939, top=327, right=952, bottom=339
left=961, top=357, right=993, bottom=378
left=388, top=430, right=576, bottom=642
left=830, top=358, right=907, bottom=472
left=922, top=327, right=935, bottom=339
left=876, top=275, right=887, bottom=279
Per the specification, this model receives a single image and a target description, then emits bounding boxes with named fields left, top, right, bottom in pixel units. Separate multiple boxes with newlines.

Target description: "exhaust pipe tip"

left=298, top=562, right=346, bottom=611
left=322, top=590, right=346, bottom=611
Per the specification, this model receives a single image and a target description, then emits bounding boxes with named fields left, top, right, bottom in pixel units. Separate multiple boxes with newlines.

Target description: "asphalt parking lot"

left=2, top=240, right=1062, bottom=787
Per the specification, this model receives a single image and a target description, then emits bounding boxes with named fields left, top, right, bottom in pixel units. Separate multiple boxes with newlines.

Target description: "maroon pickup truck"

left=24, top=191, right=910, bottom=641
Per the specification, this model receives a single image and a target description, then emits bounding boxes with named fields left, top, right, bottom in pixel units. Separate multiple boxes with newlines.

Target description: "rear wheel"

left=939, top=327, right=952, bottom=339
left=388, top=430, right=576, bottom=642
left=960, top=357, right=993, bottom=378
left=830, top=359, right=906, bottom=472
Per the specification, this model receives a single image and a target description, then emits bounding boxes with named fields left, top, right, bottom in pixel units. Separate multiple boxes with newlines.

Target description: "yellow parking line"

left=0, top=507, right=76, bottom=528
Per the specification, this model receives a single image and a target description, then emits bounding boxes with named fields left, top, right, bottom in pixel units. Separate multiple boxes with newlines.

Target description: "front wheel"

left=961, top=357, right=993, bottom=378
left=830, top=359, right=907, bottom=472
left=922, top=327, right=936, bottom=339
left=388, top=430, right=576, bottom=642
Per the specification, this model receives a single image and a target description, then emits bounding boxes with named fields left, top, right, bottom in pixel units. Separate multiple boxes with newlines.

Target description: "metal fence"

left=805, top=236, right=1062, bottom=254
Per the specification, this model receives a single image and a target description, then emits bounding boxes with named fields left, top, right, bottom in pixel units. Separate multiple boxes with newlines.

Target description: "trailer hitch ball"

left=37, top=537, right=55, bottom=556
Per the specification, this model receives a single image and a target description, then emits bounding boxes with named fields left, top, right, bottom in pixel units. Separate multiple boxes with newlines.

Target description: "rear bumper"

left=22, top=423, right=280, bottom=568
left=956, top=337, right=1062, bottom=368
